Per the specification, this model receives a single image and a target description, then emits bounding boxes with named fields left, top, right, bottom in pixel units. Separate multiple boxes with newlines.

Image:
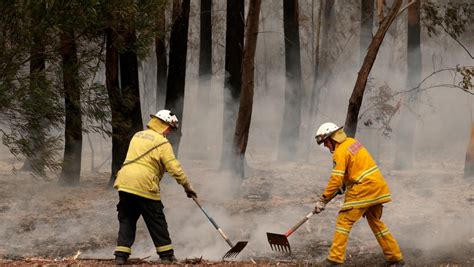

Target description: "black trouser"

left=114, top=191, right=174, bottom=258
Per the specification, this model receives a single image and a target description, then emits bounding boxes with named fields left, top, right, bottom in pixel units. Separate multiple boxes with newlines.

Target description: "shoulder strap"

left=121, top=141, right=168, bottom=167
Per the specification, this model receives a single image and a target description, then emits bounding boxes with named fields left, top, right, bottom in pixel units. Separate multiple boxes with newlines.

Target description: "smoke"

left=1, top=0, right=473, bottom=265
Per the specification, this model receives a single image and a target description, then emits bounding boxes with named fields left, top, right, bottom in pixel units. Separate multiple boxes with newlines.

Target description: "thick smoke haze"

left=0, top=0, right=472, bottom=265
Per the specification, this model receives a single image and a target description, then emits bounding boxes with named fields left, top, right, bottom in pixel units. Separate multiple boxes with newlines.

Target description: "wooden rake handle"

left=284, top=192, right=338, bottom=237
left=192, top=197, right=235, bottom=248
left=284, top=211, right=314, bottom=237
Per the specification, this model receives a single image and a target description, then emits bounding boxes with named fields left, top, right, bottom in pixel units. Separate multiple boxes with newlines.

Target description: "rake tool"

left=266, top=210, right=315, bottom=254
left=192, top=197, right=248, bottom=259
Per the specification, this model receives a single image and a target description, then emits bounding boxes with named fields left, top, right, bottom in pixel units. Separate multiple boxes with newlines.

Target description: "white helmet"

left=151, top=109, right=179, bottom=129
left=315, top=122, right=343, bottom=145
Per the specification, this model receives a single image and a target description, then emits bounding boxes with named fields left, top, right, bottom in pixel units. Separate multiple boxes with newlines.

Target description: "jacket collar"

left=147, top=117, right=169, bottom=134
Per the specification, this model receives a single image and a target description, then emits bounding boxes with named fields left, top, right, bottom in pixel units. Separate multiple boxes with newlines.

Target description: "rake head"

left=266, top=232, right=291, bottom=254
left=222, top=241, right=248, bottom=259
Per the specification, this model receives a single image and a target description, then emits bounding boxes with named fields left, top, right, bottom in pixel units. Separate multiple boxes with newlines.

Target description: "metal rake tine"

left=224, top=251, right=238, bottom=259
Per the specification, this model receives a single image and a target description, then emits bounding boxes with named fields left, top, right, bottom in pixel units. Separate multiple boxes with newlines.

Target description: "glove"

left=336, top=184, right=346, bottom=195
left=314, top=200, right=326, bottom=214
left=183, top=182, right=197, bottom=199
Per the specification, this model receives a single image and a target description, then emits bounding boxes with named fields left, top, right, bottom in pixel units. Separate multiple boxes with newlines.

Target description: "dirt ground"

left=0, top=146, right=473, bottom=266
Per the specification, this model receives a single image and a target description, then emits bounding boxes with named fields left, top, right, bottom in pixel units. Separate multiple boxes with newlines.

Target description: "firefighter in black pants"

left=113, top=110, right=197, bottom=265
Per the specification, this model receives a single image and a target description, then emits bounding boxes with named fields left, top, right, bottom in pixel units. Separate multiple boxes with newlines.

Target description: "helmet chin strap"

left=327, top=139, right=336, bottom=153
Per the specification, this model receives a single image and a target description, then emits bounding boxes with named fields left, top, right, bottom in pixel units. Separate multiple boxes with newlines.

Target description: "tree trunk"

left=278, top=0, right=303, bottom=161
left=58, top=29, right=82, bottom=186
left=106, top=24, right=143, bottom=186
left=194, top=0, right=212, bottom=156
left=221, top=0, right=245, bottom=169
left=393, top=0, right=421, bottom=170
left=120, top=28, right=143, bottom=131
left=105, top=28, right=121, bottom=185
left=165, top=0, right=190, bottom=154
left=305, top=0, right=323, bottom=160
left=344, top=0, right=402, bottom=137
left=233, top=0, right=262, bottom=179
left=360, top=0, right=374, bottom=65
left=320, top=0, right=335, bottom=74
left=465, top=123, right=474, bottom=177
left=155, top=6, right=167, bottom=111
left=23, top=0, right=47, bottom=176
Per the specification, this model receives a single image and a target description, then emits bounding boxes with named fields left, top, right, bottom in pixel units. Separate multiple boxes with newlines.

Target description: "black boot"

left=160, top=255, right=177, bottom=263
left=115, top=255, right=128, bottom=265
left=316, top=259, right=342, bottom=266
left=387, top=259, right=405, bottom=266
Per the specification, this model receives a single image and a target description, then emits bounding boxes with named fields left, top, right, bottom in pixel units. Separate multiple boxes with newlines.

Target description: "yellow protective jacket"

left=114, top=118, right=189, bottom=200
left=322, top=137, right=391, bottom=210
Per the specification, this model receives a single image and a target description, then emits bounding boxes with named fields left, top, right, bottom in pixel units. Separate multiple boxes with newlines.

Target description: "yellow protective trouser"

left=328, top=204, right=403, bottom=263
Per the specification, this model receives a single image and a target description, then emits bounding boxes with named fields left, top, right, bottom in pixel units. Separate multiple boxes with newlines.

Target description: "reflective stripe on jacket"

left=322, top=137, right=391, bottom=210
left=113, top=118, right=188, bottom=200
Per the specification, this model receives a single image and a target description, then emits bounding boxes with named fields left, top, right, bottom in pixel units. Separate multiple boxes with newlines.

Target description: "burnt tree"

left=165, top=0, right=190, bottom=154
left=106, top=22, right=143, bottom=185
left=22, top=1, right=48, bottom=176
left=344, top=0, right=402, bottom=137
left=194, top=0, right=212, bottom=155
left=155, top=6, right=167, bottom=111
left=360, top=0, right=374, bottom=64
left=320, top=0, right=335, bottom=77
left=278, top=0, right=303, bottom=161
left=221, top=0, right=245, bottom=169
left=233, top=0, right=262, bottom=178
left=105, top=28, right=120, bottom=185
left=465, top=123, right=474, bottom=177
left=394, top=0, right=421, bottom=169
left=58, top=28, right=82, bottom=186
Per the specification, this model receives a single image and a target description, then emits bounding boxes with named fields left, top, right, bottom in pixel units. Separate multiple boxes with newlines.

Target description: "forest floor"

left=0, top=150, right=473, bottom=266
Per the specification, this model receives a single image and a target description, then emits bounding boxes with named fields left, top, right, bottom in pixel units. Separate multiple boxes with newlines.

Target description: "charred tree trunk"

left=320, top=0, right=335, bottom=76
left=233, top=0, right=262, bottom=178
left=155, top=6, right=167, bottom=111
left=194, top=0, right=212, bottom=156
left=305, top=0, right=323, bottom=160
left=165, top=0, right=190, bottom=154
left=106, top=24, right=143, bottom=186
left=105, top=28, right=121, bottom=185
left=58, top=29, right=82, bottom=186
left=394, top=0, right=421, bottom=169
left=23, top=1, right=47, bottom=176
left=344, top=0, right=402, bottom=137
left=119, top=27, right=143, bottom=131
left=221, top=0, right=245, bottom=169
left=465, top=123, right=474, bottom=177
left=360, top=0, right=374, bottom=65
left=278, top=0, right=303, bottom=161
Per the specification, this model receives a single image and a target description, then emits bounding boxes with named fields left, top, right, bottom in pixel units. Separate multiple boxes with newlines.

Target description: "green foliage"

left=422, top=0, right=473, bottom=38
left=0, top=0, right=167, bottom=176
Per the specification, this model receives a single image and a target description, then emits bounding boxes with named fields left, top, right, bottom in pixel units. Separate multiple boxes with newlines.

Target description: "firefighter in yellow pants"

left=313, top=122, right=404, bottom=266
